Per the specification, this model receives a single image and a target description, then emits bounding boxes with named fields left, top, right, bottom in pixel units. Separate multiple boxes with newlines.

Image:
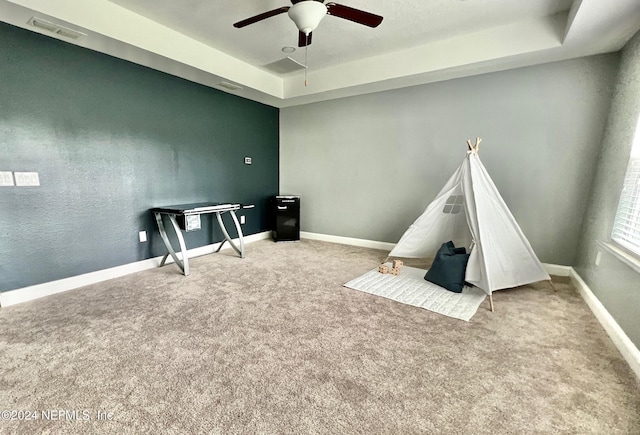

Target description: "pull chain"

left=304, top=42, right=308, bottom=87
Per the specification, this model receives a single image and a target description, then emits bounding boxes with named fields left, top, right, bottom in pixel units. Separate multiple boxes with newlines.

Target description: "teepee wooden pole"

left=489, top=294, right=494, bottom=312
left=466, top=137, right=482, bottom=153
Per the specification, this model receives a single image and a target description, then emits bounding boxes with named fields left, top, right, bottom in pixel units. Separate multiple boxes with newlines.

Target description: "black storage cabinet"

left=272, top=195, right=300, bottom=242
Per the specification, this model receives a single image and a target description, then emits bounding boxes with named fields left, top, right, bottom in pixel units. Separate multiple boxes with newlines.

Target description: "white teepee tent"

left=388, top=138, right=550, bottom=309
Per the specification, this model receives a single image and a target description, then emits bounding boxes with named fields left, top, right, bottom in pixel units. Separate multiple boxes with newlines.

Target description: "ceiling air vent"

left=216, top=82, right=243, bottom=91
left=263, top=57, right=307, bottom=74
left=27, top=17, right=87, bottom=40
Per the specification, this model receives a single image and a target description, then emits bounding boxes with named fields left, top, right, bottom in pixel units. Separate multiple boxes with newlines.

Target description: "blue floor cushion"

left=424, top=241, right=470, bottom=293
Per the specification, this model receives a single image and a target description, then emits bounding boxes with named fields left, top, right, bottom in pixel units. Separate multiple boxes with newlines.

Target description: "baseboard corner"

left=543, top=263, right=572, bottom=277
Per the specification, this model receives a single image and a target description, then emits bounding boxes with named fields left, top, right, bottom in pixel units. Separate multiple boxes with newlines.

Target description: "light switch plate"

left=244, top=157, right=252, bottom=165
left=0, top=171, right=14, bottom=186
left=14, top=172, right=40, bottom=186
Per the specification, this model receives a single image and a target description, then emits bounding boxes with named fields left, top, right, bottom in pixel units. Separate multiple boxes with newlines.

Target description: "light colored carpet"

left=0, top=239, right=639, bottom=434
left=344, top=264, right=486, bottom=321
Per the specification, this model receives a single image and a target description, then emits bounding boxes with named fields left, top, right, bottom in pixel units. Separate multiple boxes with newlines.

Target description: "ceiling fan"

left=233, top=0, right=383, bottom=47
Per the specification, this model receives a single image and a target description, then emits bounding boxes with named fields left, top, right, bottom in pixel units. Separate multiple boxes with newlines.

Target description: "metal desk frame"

left=151, top=202, right=248, bottom=276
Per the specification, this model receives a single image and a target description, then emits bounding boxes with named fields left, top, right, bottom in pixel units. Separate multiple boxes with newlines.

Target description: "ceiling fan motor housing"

left=288, top=1, right=327, bottom=34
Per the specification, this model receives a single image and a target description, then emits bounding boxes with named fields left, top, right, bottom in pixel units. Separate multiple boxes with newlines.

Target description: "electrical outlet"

left=244, top=157, right=252, bottom=165
left=139, top=231, right=147, bottom=242
left=240, top=215, right=246, bottom=224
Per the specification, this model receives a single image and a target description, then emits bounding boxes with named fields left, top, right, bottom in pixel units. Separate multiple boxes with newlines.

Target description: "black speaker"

left=272, top=195, right=300, bottom=242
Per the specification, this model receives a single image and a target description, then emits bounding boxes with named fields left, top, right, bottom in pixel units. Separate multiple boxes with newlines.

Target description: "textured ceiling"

left=106, top=0, right=574, bottom=71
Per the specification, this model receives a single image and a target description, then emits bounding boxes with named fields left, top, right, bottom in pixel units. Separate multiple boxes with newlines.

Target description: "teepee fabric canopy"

left=389, top=140, right=550, bottom=295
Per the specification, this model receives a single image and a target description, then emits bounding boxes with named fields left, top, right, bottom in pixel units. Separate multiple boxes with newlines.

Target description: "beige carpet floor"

left=1, top=239, right=639, bottom=434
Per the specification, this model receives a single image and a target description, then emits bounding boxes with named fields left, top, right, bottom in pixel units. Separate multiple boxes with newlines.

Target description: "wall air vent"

left=27, top=17, right=87, bottom=40
left=216, top=82, right=243, bottom=91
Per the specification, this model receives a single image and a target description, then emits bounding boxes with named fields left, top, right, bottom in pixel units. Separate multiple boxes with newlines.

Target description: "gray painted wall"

left=575, top=30, right=640, bottom=348
left=280, top=55, right=618, bottom=266
left=0, top=23, right=279, bottom=292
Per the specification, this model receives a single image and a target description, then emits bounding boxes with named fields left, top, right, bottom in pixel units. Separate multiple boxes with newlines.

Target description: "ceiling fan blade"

left=233, top=7, right=290, bottom=28
left=325, top=3, right=383, bottom=28
left=298, top=31, right=312, bottom=47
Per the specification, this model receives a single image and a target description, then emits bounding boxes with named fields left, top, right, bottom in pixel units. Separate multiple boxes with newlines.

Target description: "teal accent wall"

left=0, top=23, right=279, bottom=292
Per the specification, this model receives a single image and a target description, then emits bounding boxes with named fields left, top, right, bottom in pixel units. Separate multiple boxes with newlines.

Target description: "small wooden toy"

left=390, top=267, right=401, bottom=276
left=392, top=259, right=404, bottom=269
left=378, top=264, right=389, bottom=274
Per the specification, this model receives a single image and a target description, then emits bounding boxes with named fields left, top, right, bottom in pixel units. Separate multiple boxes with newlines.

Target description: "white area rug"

left=344, top=264, right=487, bottom=321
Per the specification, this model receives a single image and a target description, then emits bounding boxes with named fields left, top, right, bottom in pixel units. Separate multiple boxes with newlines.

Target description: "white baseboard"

left=543, top=264, right=572, bottom=277
left=301, top=231, right=640, bottom=380
left=300, top=231, right=396, bottom=251
left=568, top=268, right=640, bottom=380
left=0, top=231, right=271, bottom=307
left=301, top=232, right=572, bottom=277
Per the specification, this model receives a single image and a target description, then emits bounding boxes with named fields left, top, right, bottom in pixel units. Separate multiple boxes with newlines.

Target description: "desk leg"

left=215, top=210, right=245, bottom=258
left=154, top=212, right=190, bottom=276
left=230, top=210, right=245, bottom=259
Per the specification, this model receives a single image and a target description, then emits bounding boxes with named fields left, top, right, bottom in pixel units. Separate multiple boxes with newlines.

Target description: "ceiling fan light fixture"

left=287, top=1, right=327, bottom=34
